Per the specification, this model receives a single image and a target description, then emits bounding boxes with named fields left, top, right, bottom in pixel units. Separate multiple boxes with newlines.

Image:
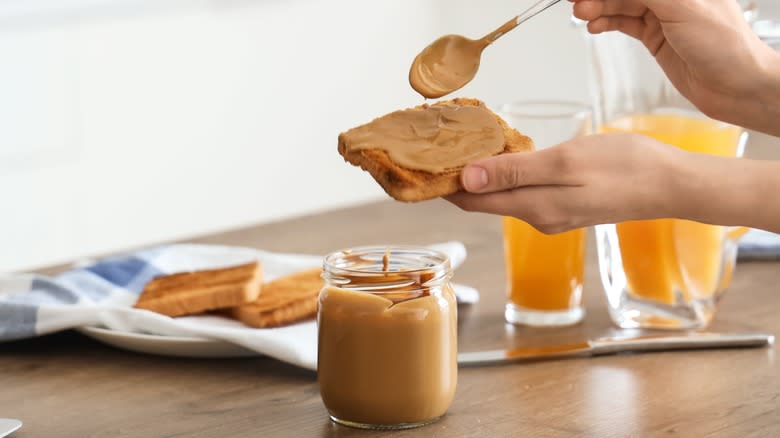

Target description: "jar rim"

left=323, top=245, right=451, bottom=275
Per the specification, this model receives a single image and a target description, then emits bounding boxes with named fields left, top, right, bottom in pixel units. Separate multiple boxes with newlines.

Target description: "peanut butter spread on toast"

left=340, top=104, right=505, bottom=173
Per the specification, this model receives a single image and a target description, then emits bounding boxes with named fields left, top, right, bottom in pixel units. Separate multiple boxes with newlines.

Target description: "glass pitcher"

left=578, top=5, right=755, bottom=329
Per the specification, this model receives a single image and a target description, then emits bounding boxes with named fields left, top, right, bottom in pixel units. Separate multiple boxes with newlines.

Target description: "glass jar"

left=317, top=246, right=457, bottom=430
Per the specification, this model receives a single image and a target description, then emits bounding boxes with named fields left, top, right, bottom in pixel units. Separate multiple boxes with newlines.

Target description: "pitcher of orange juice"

left=579, top=8, right=754, bottom=329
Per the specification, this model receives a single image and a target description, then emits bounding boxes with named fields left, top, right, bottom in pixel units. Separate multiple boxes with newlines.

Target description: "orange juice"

left=503, top=217, right=585, bottom=311
left=602, top=113, right=742, bottom=304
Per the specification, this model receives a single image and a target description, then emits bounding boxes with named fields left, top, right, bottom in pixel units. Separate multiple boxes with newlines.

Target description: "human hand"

left=571, top=0, right=780, bottom=135
left=445, top=133, right=687, bottom=234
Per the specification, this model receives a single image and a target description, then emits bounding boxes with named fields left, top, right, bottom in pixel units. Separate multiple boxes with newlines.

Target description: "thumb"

left=460, top=146, right=580, bottom=194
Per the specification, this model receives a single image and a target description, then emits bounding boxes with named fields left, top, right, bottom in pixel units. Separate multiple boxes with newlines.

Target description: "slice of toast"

left=141, top=261, right=259, bottom=295
left=229, top=268, right=322, bottom=328
left=134, top=261, right=262, bottom=317
left=338, top=97, right=534, bottom=202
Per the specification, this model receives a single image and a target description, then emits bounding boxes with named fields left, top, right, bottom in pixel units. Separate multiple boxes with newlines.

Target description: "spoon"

left=409, top=0, right=564, bottom=99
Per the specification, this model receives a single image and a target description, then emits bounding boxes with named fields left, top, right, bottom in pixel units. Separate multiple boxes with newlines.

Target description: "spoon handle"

left=482, top=0, right=564, bottom=45
left=516, top=0, right=565, bottom=26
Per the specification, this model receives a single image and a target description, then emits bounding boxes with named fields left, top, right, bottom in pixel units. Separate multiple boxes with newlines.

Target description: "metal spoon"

left=409, top=0, right=564, bottom=99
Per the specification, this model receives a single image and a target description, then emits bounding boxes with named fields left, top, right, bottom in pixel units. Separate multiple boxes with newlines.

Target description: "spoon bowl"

left=408, top=0, right=564, bottom=99
left=408, top=35, right=486, bottom=99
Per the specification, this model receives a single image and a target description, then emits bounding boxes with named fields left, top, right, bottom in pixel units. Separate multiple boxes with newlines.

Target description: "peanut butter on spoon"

left=409, top=0, right=563, bottom=99
left=408, top=34, right=488, bottom=99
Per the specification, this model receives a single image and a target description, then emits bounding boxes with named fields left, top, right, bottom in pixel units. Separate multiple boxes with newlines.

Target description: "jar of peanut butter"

left=318, top=246, right=457, bottom=430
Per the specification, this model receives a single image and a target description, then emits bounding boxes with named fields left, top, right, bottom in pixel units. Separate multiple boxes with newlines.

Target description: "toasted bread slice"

left=229, top=268, right=322, bottom=328
left=141, top=261, right=259, bottom=295
left=134, top=261, right=262, bottom=317
left=338, top=97, right=534, bottom=202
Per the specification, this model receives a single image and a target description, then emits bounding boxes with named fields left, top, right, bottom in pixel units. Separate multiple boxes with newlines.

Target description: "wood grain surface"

left=2, top=200, right=778, bottom=437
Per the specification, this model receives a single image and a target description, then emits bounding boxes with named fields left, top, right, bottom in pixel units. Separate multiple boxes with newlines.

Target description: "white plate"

left=76, top=326, right=259, bottom=358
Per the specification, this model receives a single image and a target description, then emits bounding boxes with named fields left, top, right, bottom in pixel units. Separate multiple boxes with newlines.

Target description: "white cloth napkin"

left=0, top=242, right=477, bottom=371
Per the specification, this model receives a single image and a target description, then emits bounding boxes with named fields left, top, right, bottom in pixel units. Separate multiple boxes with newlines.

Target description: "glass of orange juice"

left=499, top=101, right=593, bottom=326
left=581, top=19, right=751, bottom=329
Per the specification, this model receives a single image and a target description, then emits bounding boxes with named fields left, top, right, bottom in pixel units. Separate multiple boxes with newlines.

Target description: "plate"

left=75, top=326, right=259, bottom=358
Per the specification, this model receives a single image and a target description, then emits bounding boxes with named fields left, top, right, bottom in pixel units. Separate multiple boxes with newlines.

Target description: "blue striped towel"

left=0, top=242, right=474, bottom=371
left=738, top=229, right=780, bottom=261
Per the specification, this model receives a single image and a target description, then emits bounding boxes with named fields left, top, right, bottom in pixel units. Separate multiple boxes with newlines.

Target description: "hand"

left=445, top=134, right=688, bottom=233
left=572, top=0, right=780, bottom=136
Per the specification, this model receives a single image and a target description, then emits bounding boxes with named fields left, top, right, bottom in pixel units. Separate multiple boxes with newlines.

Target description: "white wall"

left=5, top=0, right=775, bottom=271
left=430, top=0, right=590, bottom=107
left=0, top=0, right=590, bottom=272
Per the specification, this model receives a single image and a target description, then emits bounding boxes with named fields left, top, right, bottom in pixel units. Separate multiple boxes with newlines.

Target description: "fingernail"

left=462, top=166, right=488, bottom=192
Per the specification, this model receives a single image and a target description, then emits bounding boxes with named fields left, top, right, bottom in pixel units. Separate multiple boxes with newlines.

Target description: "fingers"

left=587, top=16, right=645, bottom=39
left=573, top=0, right=647, bottom=21
left=445, top=186, right=584, bottom=234
left=575, top=1, right=666, bottom=55
left=460, top=146, right=582, bottom=194
left=588, top=13, right=666, bottom=55
left=572, top=0, right=676, bottom=23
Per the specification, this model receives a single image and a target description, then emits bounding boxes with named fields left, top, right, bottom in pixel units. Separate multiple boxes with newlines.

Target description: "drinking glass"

left=499, top=101, right=592, bottom=326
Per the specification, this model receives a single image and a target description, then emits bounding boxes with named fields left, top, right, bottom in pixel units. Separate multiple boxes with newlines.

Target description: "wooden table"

left=2, top=200, right=778, bottom=437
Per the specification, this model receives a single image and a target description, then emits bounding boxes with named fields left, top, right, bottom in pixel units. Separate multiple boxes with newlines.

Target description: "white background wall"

left=1, top=0, right=777, bottom=272
left=0, top=0, right=589, bottom=272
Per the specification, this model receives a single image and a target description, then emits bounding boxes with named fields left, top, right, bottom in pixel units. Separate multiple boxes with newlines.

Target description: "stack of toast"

left=228, top=268, right=322, bottom=328
left=134, top=261, right=322, bottom=328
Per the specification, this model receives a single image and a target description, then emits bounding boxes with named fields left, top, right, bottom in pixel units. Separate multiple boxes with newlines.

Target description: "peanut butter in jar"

left=318, top=246, right=458, bottom=430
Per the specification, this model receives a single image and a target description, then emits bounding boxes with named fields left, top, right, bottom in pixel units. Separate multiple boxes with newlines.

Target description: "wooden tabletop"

left=3, top=200, right=779, bottom=437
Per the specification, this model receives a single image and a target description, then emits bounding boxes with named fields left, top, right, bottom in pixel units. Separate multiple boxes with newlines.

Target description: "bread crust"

left=134, top=262, right=262, bottom=317
left=338, top=98, right=534, bottom=202
left=140, top=261, right=259, bottom=297
left=229, top=268, right=323, bottom=328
